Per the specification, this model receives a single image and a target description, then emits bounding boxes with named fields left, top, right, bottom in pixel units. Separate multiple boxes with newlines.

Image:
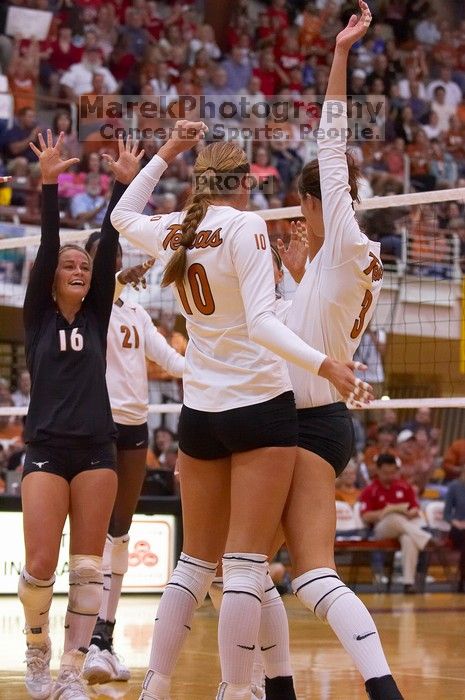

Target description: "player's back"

left=155, top=205, right=292, bottom=412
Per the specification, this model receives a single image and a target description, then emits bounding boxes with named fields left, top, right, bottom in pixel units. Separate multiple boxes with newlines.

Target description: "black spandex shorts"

left=179, top=391, right=298, bottom=460
left=22, top=441, right=117, bottom=483
left=297, top=402, right=354, bottom=476
left=115, top=422, right=149, bottom=451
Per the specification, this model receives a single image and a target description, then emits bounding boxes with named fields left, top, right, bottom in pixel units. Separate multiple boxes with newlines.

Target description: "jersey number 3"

left=178, top=263, right=215, bottom=316
left=350, top=289, right=373, bottom=339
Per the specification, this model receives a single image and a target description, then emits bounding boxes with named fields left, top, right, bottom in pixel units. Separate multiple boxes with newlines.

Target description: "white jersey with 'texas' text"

left=106, top=297, right=184, bottom=424
left=111, top=156, right=328, bottom=412
left=285, top=101, right=384, bottom=409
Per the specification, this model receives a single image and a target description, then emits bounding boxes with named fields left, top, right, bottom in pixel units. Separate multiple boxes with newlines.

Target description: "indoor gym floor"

left=1, top=592, right=465, bottom=699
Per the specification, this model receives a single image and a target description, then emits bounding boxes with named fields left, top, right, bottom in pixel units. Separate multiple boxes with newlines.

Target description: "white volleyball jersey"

left=286, top=101, right=383, bottom=409
left=106, top=299, right=184, bottom=424
left=111, top=156, right=327, bottom=412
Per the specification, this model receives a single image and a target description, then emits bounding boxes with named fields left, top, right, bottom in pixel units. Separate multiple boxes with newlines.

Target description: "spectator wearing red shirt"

left=253, top=49, right=288, bottom=98
left=359, top=453, right=432, bottom=593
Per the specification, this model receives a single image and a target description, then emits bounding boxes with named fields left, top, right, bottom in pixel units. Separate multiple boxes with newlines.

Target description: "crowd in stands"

left=0, top=0, right=463, bottom=271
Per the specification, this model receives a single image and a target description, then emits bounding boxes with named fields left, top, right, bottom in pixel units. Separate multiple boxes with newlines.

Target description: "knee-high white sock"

left=99, top=535, right=113, bottom=621
left=106, top=534, right=129, bottom=623
left=144, top=552, right=217, bottom=697
left=65, top=555, right=103, bottom=652
left=18, top=568, right=55, bottom=646
left=293, top=567, right=391, bottom=681
left=259, top=575, right=293, bottom=679
left=218, top=553, right=268, bottom=687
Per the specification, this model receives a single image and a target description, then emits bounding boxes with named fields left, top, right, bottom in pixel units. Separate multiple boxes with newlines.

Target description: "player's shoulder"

left=229, top=209, right=266, bottom=230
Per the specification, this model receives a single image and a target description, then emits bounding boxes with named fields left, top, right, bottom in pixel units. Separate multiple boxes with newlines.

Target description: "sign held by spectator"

left=5, top=7, right=52, bottom=41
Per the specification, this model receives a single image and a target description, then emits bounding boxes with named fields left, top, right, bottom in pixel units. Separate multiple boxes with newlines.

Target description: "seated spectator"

left=363, top=426, right=399, bottom=478
left=443, top=438, right=465, bottom=482
left=335, top=460, right=361, bottom=506
left=150, top=61, right=178, bottom=101
left=222, top=45, right=252, bottom=93
left=60, top=48, right=118, bottom=101
left=359, top=453, right=433, bottom=594
left=401, top=406, right=439, bottom=441
left=444, top=115, right=465, bottom=173
left=79, top=151, right=111, bottom=194
left=52, top=110, right=80, bottom=159
left=3, top=107, right=40, bottom=166
left=120, top=7, right=151, bottom=61
left=0, top=396, right=23, bottom=459
left=190, top=23, right=221, bottom=61
left=70, top=173, right=107, bottom=228
left=444, top=465, right=465, bottom=591
left=407, top=128, right=436, bottom=191
left=7, top=37, right=39, bottom=114
left=11, top=370, right=30, bottom=409
left=397, top=428, right=436, bottom=494
left=253, top=48, right=287, bottom=98
left=430, top=86, right=457, bottom=135
left=422, top=111, right=442, bottom=141
left=414, top=7, right=441, bottom=45
left=191, top=47, right=214, bottom=89
left=426, top=66, right=462, bottom=108
left=429, top=139, right=458, bottom=188
left=398, top=67, right=427, bottom=100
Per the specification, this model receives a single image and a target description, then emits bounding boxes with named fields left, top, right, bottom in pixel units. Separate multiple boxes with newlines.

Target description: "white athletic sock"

left=147, top=552, right=217, bottom=688
left=99, top=534, right=129, bottom=624
left=259, top=575, right=293, bottom=679
left=99, top=535, right=113, bottom=621
left=18, top=568, right=55, bottom=646
left=293, top=567, right=391, bottom=681
left=219, top=553, right=268, bottom=686
left=106, top=573, right=123, bottom=624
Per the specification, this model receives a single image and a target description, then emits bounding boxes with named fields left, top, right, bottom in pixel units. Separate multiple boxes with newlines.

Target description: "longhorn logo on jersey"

left=162, top=224, right=223, bottom=251
left=363, top=252, right=383, bottom=282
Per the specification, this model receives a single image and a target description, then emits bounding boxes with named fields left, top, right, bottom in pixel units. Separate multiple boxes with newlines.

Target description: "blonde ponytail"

left=161, top=193, right=210, bottom=287
left=161, top=141, right=250, bottom=289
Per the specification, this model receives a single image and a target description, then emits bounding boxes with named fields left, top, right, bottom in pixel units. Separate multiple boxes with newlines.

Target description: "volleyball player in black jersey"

left=18, top=131, right=143, bottom=700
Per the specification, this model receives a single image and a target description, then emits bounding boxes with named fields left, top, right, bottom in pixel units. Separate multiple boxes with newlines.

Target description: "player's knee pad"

left=209, top=576, right=223, bottom=612
left=68, top=555, right=103, bottom=616
left=18, top=568, right=55, bottom=611
left=292, top=567, right=350, bottom=622
left=222, top=553, right=268, bottom=602
left=111, top=534, right=129, bottom=575
left=167, top=552, right=217, bottom=609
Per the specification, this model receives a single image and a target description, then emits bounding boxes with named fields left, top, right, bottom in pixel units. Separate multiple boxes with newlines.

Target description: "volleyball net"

left=1, top=186, right=465, bottom=438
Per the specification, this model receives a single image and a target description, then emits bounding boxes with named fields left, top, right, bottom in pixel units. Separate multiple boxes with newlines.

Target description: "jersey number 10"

left=178, top=263, right=215, bottom=316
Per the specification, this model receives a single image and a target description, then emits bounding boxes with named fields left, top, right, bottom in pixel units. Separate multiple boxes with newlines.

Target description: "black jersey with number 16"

left=23, top=182, right=125, bottom=447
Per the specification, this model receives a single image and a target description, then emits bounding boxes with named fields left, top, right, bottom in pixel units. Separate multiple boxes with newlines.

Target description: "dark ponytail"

left=298, top=151, right=361, bottom=203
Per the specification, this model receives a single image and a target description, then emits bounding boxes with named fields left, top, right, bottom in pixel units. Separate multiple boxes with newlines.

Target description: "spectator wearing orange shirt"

left=364, top=426, right=399, bottom=477
left=335, top=460, right=361, bottom=507
left=443, top=438, right=465, bottom=482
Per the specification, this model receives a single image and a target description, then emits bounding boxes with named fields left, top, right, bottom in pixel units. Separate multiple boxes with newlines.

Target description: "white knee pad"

left=18, top=568, right=55, bottom=616
left=209, top=576, right=224, bottom=612
left=111, top=534, right=129, bottom=575
left=222, top=553, right=268, bottom=602
left=292, top=567, right=350, bottom=622
left=68, top=555, right=103, bottom=616
left=167, top=552, right=217, bottom=609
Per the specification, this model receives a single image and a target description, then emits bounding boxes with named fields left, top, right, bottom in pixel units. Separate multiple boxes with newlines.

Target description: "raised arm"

left=232, top=213, right=372, bottom=401
left=24, top=131, right=79, bottom=330
left=318, top=0, right=372, bottom=265
left=111, top=120, right=208, bottom=257
left=143, top=313, right=185, bottom=378
left=86, top=138, right=145, bottom=335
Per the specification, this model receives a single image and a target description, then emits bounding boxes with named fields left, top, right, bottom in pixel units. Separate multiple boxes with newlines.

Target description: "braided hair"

left=161, top=142, right=249, bottom=288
